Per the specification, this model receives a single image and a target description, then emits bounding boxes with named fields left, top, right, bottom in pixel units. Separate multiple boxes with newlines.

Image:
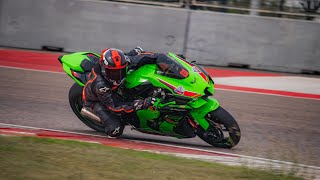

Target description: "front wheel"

left=69, top=83, right=105, bottom=132
left=197, top=107, right=241, bottom=148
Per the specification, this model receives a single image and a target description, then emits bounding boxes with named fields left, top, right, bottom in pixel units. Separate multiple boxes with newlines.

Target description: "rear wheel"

left=68, top=83, right=105, bottom=132
left=197, top=107, right=241, bottom=148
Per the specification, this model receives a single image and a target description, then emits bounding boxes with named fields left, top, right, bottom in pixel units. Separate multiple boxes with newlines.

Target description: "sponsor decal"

left=112, top=127, right=120, bottom=135
left=192, top=66, right=200, bottom=73
left=103, top=59, right=109, bottom=66
left=135, top=104, right=143, bottom=110
left=193, top=66, right=209, bottom=84
left=157, top=78, right=201, bottom=98
left=178, top=56, right=209, bottom=84
left=99, top=87, right=110, bottom=93
left=125, top=56, right=130, bottom=63
left=169, top=108, right=187, bottom=112
left=174, top=86, right=184, bottom=94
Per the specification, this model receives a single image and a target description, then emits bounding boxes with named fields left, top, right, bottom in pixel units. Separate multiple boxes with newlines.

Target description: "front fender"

left=190, top=97, right=220, bottom=130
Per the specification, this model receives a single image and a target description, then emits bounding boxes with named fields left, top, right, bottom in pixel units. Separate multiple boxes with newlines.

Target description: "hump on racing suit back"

left=58, top=52, right=100, bottom=86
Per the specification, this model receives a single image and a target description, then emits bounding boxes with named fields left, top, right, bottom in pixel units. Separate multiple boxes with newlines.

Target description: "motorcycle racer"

left=82, top=47, right=157, bottom=138
left=59, top=47, right=241, bottom=148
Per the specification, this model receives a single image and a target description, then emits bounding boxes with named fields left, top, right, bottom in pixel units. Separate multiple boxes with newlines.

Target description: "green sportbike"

left=58, top=52, right=241, bottom=148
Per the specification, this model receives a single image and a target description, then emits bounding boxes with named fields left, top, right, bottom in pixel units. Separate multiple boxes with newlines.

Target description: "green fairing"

left=62, top=63, right=85, bottom=86
left=60, top=51, right=220, bottom=137
left=125, top=53, right=212, bottom=96
left=60, top=52, right=100, bottom=87
left=190, top=97, right=220, bottom=130
left=136, top=108, right=160, bottom=130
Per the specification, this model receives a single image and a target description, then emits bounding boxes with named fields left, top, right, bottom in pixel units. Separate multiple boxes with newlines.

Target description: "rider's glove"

left=134, top=97, right=156, bottom=110
left=127, top=46, right=144, bottom=56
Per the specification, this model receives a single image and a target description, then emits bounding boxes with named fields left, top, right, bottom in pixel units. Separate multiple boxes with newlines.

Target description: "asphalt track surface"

left=0, top=50, right=319, bottom=167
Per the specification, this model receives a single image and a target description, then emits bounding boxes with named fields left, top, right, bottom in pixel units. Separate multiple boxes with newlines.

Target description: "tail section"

left=58, top=52, right=100, bottom=86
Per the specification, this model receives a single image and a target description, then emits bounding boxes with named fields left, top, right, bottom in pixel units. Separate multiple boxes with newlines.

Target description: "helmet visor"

left=104, top=67, right=127, bottom=83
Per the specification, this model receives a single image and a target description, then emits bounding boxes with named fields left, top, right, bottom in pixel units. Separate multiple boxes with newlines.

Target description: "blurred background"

left=0, top=0, right=319, bottom=73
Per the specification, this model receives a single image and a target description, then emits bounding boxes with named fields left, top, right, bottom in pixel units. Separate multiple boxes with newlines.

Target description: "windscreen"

left=156, top=53, right=189, bottom=79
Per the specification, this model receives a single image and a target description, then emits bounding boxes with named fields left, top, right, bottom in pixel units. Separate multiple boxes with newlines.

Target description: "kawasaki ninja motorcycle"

left=58, top=52, right=241, bottom=148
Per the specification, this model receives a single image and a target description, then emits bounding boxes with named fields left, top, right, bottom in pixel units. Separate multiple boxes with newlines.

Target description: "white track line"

left=0, top=122, right=319, bottom=171
left=132, top=139, right=320, bottom=170
left=0, top=122, right=107, bottom=138
left=0, top=65, right=65, bottom=74
left=215, top=87, right=320, bottom=101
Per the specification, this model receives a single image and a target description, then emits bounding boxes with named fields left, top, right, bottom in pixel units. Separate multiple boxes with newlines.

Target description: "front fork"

left=189, top=97, right=220, bottom=131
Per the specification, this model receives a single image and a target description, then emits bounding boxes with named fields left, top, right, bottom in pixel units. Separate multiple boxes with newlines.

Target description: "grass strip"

left=0, top=136, right=302, bottom=180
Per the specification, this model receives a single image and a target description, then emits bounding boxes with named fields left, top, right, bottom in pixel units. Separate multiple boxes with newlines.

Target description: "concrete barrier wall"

left=186, top=11, right=320, bottom=73
left=0, top=0, right=188, bottom=53
left=0, top=0, right=319, bottom=73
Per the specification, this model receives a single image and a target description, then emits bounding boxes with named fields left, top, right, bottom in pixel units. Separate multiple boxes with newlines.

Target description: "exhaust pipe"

left=80, top=108, right=102, bottom=123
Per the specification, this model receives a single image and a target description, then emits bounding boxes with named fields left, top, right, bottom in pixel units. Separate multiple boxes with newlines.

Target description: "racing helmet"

left=100, top=48, right=128, bottom=85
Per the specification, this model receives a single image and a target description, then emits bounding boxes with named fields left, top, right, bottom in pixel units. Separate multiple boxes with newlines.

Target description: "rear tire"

left=69, top=83, right=105, bottom=132
left=197, top=107, right=241, bottom=148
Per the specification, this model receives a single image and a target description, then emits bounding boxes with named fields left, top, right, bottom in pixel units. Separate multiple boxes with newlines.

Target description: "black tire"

left=68, top=83, right=105, bottom=132
left=197, top=107, right=241, bottom=148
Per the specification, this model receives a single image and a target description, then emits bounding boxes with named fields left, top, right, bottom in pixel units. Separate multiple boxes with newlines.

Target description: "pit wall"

left=0, top=0, right=319, bottom=73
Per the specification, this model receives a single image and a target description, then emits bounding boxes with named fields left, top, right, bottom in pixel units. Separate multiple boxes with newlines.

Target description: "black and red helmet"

left=100, top=48, right=128, bottom=85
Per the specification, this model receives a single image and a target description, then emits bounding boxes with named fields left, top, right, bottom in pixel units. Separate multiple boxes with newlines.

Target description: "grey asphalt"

left=0, top=67, right=319, bottom=166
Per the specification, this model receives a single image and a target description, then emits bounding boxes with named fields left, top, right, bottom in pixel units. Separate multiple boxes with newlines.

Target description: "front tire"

left=197, top=107, right=241, bottom=148
left=68, top=83, right=105, bottom=132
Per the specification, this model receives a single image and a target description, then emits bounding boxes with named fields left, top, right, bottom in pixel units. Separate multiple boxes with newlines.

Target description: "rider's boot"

left=93, top=103, right=124, bottom=138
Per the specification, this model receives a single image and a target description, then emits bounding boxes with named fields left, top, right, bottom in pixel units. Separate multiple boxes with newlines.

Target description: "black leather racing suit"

left=82, top=52, right=159, bottom=137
